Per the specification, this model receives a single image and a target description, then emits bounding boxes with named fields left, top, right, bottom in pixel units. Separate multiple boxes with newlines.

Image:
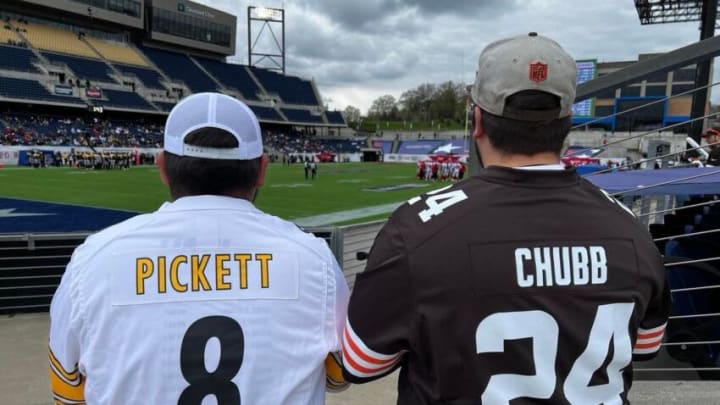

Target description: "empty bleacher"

left=196, top=58, right=261, bottom=101
left=93, top=88, right=153, bottom=111
left=140, top=46, right=218, bottom=93
left=22, top=21, right=96, bottom=58
left=86, top=37, right=148, bottom=66
left=250, top=105, right=283, bottom=122
left=0, top=77, right=83, bottom=105
left=325, top=111, right=346, bottom=125
left=115, top=64, right=164, bottom=89
left=0, top=45, right=39, bottom=72
left=43, top=52, right=114, bottom=83
left=281, top=108, right=324, bottom=124
left=250, top=67, right=319, bottom=106
left=0, top=23, right=22, bottom=44
left=154, top=101, right=176, bottom=112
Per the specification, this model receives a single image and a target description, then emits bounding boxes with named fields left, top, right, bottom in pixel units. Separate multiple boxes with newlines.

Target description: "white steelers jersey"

left=49, top=195, right=349, bottom=405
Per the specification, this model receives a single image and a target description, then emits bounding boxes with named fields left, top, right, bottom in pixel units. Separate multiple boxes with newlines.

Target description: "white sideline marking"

left=292, top=202, right=403, bottom=226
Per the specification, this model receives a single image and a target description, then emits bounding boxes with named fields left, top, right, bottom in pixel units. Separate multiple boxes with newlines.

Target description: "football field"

left=0, top=162, right=438, bottom=227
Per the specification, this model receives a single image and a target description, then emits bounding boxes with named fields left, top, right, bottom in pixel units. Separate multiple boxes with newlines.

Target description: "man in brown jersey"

left=341, top=33, right=670, bottom=405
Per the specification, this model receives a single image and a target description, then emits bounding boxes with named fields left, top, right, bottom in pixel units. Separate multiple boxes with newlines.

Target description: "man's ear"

left=256, top=154, right=269, bottom=187
left=472, top=106, right=484, bottom=140
left=157, top=151, right=169, bottom=186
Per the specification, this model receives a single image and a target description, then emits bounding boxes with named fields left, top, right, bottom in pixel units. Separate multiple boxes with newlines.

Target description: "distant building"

left=573, top=54, right=706, bottom=132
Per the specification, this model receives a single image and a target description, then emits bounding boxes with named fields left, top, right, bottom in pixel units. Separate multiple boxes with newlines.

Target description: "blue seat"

left=154, top=101, right=176, bottom=112
left=0, top=77, right=84, bottom=105
left=0, top=45, right=39, bottom=73
left=94, top=89, right=153, bottom=111
left=281, top=108, right=324, bottom=124
left=42, top=52, right=114, bottom=83
left=325, top=111, right=346, bottom=125
left=140, top=46, right=218, bottom=93
left=249, top=106, right=283, bottom=122
left=115, top=64, right=164, bottom=89
left=250, top=67, right=319, bottom=106
left=196, top=58, right=260, bottom=101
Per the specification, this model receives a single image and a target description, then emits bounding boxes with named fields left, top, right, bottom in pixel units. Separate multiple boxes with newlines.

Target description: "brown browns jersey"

left=342, top=166, right=670, bottom=405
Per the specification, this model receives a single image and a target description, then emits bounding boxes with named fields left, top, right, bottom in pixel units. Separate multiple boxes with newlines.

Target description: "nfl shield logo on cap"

left=529, top=61, right=548, bottom=83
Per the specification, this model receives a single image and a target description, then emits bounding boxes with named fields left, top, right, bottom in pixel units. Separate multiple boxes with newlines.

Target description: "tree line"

left=342, top=81, right=469, bottom=127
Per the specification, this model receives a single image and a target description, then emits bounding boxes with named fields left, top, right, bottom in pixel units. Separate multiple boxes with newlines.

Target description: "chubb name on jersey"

left=515, top=246, right=607, bottom=288
left=111, top=250, right=300, bottom=305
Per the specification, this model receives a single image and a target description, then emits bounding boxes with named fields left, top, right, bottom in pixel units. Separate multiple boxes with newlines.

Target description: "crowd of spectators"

left=1, top=114, right=163, bottom=147
left=265, top=130, right=365, bottom=154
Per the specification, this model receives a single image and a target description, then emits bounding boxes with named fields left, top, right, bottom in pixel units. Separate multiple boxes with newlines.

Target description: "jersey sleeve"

left=48, top=261, right=86, bottom=405
left=342, top=220, right=412, bottom=383
left=324, top=249, right=350, bottom=353
left=633, top=255, right=671, bottom=361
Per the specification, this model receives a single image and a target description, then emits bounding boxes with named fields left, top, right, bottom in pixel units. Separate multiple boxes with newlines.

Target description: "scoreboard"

left=572, top=60, right=597, bottom=118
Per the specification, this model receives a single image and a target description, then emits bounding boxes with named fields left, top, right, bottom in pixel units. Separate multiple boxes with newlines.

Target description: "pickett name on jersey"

left=514, top=246, right=607, bottom=288
left=135, top=253, right=273, bottom=295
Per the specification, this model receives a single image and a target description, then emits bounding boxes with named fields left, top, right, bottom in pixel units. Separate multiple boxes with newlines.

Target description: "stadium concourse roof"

left=635, top=0, right=720, bottom=24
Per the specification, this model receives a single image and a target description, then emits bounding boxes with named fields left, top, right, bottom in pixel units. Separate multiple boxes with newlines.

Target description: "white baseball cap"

left=164, top=92, right=263, bottom=160
left=471, top=32, right=577, bottom=121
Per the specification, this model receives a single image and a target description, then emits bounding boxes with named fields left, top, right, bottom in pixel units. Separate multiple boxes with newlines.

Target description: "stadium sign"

left=54, top=85, right=73, bottom=96
left=86, top=87, right=102, bottom=98
left=177, top=1, right=216, bottom=19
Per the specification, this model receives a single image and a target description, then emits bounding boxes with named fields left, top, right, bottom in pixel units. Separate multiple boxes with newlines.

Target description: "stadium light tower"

left=248, top=6, right=285, bottom=74
left=634, top=0, right=719, bottom=141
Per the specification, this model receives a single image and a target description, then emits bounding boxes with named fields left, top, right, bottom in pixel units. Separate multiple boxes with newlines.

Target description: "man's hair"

left=480, top=90, right=571, bottom=156
left=164, top=127, right=261, bottom=199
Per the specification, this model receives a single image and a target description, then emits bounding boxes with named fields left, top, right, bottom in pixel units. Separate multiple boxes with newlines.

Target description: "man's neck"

left=484, top=152, right=561, bottom=168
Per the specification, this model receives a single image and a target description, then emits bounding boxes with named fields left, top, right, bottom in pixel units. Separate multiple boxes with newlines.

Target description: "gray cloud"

left=197, top=0, right=717, bottom=113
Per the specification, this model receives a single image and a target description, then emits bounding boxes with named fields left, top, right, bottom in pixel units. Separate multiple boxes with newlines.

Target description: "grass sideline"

left=0, top=163, right=440, bottom=225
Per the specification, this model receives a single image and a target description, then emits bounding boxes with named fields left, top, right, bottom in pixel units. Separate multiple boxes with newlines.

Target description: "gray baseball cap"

left=471, top=32, right=577, bottom=121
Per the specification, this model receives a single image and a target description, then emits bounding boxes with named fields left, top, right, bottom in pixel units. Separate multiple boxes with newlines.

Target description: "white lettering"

left=515, top=248, right=534, bottom=288
left=589, top=246, right=608, bottom=284
left=515, top=246, right=608, bottom=288
left=533, top=247, right=553, bottom=287
left=571, top=247, right=590, bottom=285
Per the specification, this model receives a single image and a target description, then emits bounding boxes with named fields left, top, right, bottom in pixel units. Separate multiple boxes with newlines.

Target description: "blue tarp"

left=586, top=167, right=720, bottom=196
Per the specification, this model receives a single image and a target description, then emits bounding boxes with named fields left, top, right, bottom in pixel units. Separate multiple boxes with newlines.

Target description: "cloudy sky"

left=195, top=0, right=716, bottom=114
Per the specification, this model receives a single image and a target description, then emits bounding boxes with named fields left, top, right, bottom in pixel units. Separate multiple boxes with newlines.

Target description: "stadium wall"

left=146, top=0, right=236, bottom=55
left=12, top=0, right=144, bottom=29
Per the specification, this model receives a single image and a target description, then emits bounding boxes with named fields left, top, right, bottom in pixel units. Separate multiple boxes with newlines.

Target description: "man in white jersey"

left=49, top=92, right=349, bottom=405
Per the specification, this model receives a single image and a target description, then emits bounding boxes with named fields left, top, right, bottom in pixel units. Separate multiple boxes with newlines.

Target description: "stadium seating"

left=85, top=37, right=148, bottom=66
left=93, top=89, right=153, bottom=111
left=0, top=77, right=84, bottom=105
left=250, top=67, right=319, bottom=106
left=250, top=106, right=283, bottom=121
left=115, top=64, right=165, bottom=89
left=154, top=101, right=176, bottom=112
left=43, top=52, right=114, bottom=83
left=23, top=22, right=97, bottom=58
left=325, top=111, right=346, bottom=125
left=195, top=57, right=261, bottom=101
left=0, top=24, right=22, bottom=44
left=281, top=108, right=324, bottom=124
left=140, top=46, right=218, bottom=93
left=0, top=45, right=39, bottom=72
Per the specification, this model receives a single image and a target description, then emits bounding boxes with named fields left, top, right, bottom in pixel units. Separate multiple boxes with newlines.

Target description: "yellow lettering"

left=191, top=255, right=211, bottom=291
left=234, top=254, right=252, bottom=289
left=157, top=256, right=167, bottom=293
left=255, top=253, right=273, bottom=288
left=170, top=255, right=188, bottom=293
left=215, top=254, right=231, bottom=290
left=135, top=257, right=153, bottom=295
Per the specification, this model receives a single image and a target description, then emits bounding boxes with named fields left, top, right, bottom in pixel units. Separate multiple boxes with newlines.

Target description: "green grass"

left=0, top=163, right=438, bottom=225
